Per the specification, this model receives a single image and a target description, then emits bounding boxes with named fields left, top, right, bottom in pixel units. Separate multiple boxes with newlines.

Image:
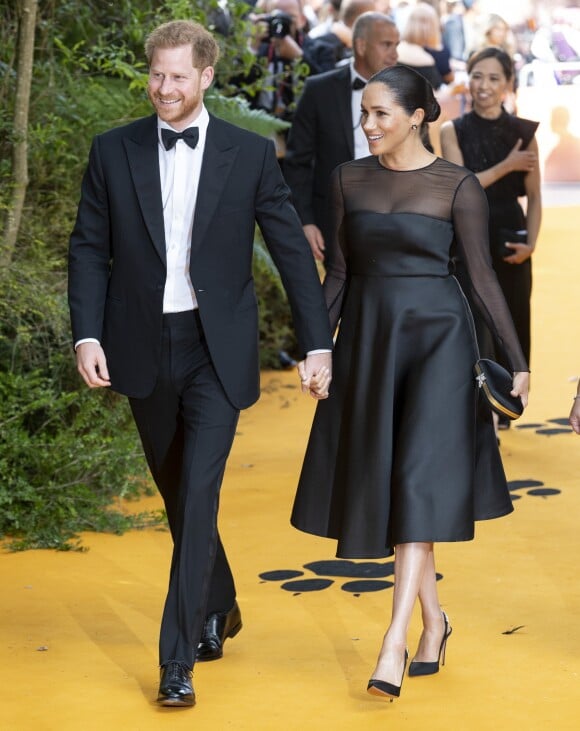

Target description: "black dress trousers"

left=129, top=310, right=239, bottom=668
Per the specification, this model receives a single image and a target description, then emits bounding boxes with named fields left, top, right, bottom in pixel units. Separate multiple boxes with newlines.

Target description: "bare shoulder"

left=439, top=121, right=463, bottom=164
left=439, top=120, right=456, bottom=139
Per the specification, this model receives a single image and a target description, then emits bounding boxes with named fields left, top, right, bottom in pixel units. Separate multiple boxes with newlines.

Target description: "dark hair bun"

left=369, top=64, right=441, bottom=124
left=424, top=96, right=441, bottom=123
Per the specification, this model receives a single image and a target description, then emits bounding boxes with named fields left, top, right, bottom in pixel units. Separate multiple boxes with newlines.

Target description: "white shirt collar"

left=350, top=59, right=368, bottom=86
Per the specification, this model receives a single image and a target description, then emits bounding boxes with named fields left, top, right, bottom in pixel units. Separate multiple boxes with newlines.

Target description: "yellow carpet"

left=2, top=203, right=580, bottom=730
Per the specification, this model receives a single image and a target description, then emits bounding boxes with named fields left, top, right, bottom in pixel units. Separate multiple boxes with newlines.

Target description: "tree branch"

left=2, top=0, right=38, bottom=268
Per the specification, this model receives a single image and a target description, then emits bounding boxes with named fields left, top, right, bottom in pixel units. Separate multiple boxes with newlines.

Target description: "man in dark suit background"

left=68, top=20, right=332, bottom=708
left=284, top=12, right=399, bottom=262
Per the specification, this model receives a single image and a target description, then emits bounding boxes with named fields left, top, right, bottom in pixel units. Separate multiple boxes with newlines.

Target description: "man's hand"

left=303, top=224, right=325, bottom=262
left=76, top=342, right=111, bottom=389
left=298, top=352, right=332, bottom=400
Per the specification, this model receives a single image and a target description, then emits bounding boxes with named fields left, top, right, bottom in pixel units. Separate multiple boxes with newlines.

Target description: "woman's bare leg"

left=370, top=542, right=432, bottom=684
left=412, top=546, right=446, bottom=662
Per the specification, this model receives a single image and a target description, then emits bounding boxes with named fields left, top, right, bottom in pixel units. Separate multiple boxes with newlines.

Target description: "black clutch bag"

left=474, top=358, right=523, bottom=420
left=494, top=228, right=527, bottom=259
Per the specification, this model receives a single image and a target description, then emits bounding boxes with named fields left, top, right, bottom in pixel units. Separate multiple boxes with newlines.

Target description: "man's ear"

left=200, top=66, right=215, bottom=91
left=353, top=37, right=365, bottom=58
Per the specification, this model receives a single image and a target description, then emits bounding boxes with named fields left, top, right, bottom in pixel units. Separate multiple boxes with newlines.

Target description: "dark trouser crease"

left=129, top=311, right=239, bottom=670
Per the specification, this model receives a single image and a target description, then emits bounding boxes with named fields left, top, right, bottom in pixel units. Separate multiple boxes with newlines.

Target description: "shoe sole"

left=367, top=686, right=396, bottom=701
left=157, top=696, right=195, bottom=707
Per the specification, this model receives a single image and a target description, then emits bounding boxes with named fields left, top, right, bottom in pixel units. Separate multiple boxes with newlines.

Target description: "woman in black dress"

left=293, top=64, right=529, bottom=700
left=440, top=47, right=541, bottom=428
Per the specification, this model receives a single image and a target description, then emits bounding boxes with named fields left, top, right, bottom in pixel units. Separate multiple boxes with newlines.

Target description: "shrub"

left=0, top=0, right=300, bottom=550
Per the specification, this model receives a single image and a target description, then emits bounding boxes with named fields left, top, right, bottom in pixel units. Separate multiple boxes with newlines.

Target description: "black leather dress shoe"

left=157, top=661, right=195, bottom=707
left=196, top=601, right=242, bottom=662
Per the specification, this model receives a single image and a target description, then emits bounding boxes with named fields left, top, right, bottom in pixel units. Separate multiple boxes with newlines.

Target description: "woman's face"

left=468, top=57, right=510, bottom=113
left=486, top=22, right=509, bottom=48
left=361, top=82, right=417, bottom=156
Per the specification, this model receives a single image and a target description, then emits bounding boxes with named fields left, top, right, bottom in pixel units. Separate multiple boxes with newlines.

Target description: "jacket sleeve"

left=283, top=78, right=319, bottom=226
left=254, top=138, right=333, bottom=354
left=68, top=135, right=111, bottom=345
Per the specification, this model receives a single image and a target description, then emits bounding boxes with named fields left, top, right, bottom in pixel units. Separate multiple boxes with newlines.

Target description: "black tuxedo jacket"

left=284, top=65, right=354, bottom=244
left=68, top=113, right=332, bottom=409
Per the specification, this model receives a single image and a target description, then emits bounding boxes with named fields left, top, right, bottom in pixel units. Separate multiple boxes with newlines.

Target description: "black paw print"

left=259, top=560, right=443, bottom=595
left=508, top=478, right=561, bottom=500
left=515, top=416, right=573, bottom=436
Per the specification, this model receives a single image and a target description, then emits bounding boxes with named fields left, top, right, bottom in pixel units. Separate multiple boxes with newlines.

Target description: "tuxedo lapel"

left=191, top=117, right=239, bottom=254
left=124, top=115, right=166, bottom=264
left=333, top=68, right=355, bottom=159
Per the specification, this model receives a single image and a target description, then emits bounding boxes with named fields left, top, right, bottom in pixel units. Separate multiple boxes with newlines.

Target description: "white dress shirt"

left=75, top=107, right=208, bottom=348
left=350, top=62, right=370, bottom=160
left=159, top=106, right=209, bottom=313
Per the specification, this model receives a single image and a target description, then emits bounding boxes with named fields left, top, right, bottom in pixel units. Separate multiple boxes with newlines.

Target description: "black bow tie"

left=352, top=77, right=366, bottom=91
left=161, top=127, right=199, bottom=151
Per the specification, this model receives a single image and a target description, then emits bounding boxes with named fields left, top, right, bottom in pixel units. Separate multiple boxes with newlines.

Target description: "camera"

left=262, top=11, right=293, bottom=39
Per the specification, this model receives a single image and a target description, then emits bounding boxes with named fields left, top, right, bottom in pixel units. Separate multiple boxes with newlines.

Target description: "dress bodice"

left=322, top=156, right=527, bottom=371
left=345, top=212, right=453, bottom=277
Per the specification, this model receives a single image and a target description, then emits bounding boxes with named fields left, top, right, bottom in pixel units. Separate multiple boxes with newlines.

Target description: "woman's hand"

left=503, top=241, right=534, bottom=264
left=506, top=138, right=537, bottom=174
left=511, top=371, right=530, bottom=408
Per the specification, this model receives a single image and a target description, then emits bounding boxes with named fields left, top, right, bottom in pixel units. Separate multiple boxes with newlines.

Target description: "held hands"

left=298, top=352, right=332, bottom=400
left=76, top=342, right=111, bottom=389
left=511, top=371, right=530, bottom=409
left=506, top=138, right=537, bottom=174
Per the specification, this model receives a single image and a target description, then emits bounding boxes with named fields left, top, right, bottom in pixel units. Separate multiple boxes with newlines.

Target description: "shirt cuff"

left=74, top=338, right=100, bottom=351
left=306, top=349, right=332, bottom=355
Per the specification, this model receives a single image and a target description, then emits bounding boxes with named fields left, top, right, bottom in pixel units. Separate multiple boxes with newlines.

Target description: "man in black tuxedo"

left=284, top=12, right=399, bottom=262
left=68, top=20, right=332, bottom=708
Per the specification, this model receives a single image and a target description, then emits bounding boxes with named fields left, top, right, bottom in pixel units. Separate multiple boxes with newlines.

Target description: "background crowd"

left=235, top=0, right=580, bottom=130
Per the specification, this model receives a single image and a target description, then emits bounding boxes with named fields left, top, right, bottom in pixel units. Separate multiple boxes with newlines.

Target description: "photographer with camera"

left=243, top=0, right=325, bottom=139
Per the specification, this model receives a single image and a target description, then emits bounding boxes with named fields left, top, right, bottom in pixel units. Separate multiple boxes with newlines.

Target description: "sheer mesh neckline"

left=323, top=156, right=528, bottom=372
left=375, top=156, right=439, bottom=173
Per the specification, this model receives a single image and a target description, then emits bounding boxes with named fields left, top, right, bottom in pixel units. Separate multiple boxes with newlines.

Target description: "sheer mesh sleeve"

left=322, top=165, right=348, bottom=333
left=452, top=173, right=528, bottom=371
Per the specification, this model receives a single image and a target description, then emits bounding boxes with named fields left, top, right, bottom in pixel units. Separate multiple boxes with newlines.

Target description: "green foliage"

left=206, top=92, right=290, bottom=136
left=0, top=367, right=161, bottom=551
left=0, top=256, right=160, bottom=551
left=0, top=0, right=299, bottom=550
